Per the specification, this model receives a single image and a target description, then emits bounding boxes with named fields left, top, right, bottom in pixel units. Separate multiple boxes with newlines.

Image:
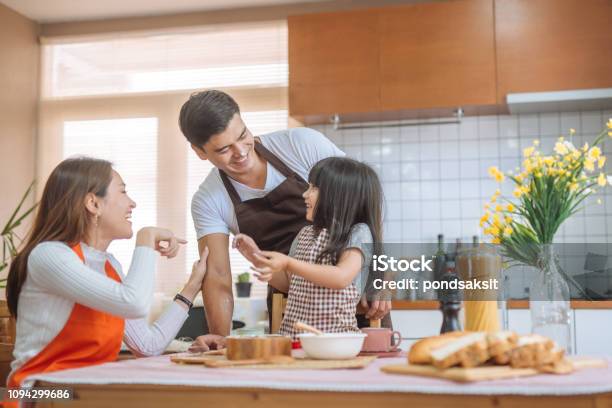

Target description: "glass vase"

left=529, top=244, right=572, bottom=353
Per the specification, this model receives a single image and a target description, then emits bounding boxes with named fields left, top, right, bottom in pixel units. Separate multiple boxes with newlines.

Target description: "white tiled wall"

left=312, top=109, right=612, bottom=244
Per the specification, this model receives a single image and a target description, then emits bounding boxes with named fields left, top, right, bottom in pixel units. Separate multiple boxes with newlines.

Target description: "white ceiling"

left=0, top=0, right=327, bottom=23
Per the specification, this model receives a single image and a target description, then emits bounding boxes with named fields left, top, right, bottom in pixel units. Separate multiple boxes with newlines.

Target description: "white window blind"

left=186, top=110, right=289, bottom=299
left=42, top=21, right=288, bottom=98
left=40, top=20, right=289, bottom=297
left=63, top=118, right=158, bottom=271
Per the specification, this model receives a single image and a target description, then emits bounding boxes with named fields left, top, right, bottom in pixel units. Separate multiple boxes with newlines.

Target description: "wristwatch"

left=174, top=293, right=193, bottom=309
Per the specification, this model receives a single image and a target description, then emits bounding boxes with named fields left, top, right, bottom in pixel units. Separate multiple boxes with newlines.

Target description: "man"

left=178, top=90, right=391, bottom=348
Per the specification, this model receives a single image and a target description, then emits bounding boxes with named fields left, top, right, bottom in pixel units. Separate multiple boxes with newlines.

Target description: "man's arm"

left=198, top=233, right=233, bottom=336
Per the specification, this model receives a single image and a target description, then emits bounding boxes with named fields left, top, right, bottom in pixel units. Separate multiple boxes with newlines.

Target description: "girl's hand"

left=232, top=234, right=264, bottom=266
left=137, top=227, right=187, bottom=259
left=251, top=251, right=290, bottom=282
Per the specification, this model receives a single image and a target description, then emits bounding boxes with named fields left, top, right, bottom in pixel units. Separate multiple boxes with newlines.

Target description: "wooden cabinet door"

left=288, top=9, right=381, bottom=119
left=379, top=0, right=497, bottom=111
left=496, top=0, right=612, bottom=103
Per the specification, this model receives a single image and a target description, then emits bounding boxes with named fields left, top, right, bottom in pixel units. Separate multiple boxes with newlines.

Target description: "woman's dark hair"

left=6, top=157, right=113, bottom=318
left=308, top=157, right=383, bottom=263
left=178, top=90, right=240, bottom=148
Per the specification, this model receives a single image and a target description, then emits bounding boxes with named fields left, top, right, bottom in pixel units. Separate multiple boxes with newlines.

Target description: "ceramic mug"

left=360, top=328, right=402, bottom=352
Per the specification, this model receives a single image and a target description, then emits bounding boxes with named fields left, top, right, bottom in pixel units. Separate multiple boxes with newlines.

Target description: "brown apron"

left=220, top=141, right=391, bottom=330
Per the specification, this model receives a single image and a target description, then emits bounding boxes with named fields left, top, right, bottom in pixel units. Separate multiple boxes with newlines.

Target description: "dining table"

left=25, top=353, right=612, bottom=408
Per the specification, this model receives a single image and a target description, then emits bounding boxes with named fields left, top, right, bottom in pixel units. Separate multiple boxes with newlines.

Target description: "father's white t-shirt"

left=191, top=127, right=345, bottom=239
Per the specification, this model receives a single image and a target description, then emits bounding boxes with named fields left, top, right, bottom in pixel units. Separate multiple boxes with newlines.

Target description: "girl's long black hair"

left=308, top=157, right=383, bottom=263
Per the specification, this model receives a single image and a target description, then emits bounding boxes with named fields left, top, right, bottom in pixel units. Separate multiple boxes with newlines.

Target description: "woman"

left=5, top=157, right=223, bottom=388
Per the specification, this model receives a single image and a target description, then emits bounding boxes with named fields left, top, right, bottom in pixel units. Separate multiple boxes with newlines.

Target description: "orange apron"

left=7, top=243, right=125, bottom=389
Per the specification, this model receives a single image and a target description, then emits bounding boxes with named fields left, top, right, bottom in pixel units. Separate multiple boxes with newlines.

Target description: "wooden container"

left=226, top=335, right=292, bottom=361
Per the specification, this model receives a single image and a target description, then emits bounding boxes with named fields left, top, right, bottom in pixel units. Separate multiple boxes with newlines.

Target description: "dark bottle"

left=433, top=234, right=446, bottom=281
left=472, top=235, right=479, bottom=247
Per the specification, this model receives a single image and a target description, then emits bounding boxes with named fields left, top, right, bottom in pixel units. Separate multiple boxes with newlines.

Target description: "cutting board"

left=380, top=357, right=607, bottom=382
left=170, top=352, right=376, bottom=369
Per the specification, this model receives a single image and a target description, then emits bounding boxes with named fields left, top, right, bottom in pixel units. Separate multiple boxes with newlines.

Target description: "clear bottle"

left=529, top=244, right=572, bottom=353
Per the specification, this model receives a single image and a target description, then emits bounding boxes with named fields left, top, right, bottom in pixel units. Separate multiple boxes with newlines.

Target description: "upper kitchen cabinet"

left=288, top=9, right=381, bottom=121
left=496, top=0, right=612, bottom=103
left=379, top=0, right=497, bottom=111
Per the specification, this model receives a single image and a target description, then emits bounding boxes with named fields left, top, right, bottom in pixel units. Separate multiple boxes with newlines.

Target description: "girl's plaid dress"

left=279, top=225, right=361, bottom=339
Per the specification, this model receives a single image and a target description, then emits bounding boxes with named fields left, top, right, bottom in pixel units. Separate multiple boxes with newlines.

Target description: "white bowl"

left=298, top=333, right=367, bottom=360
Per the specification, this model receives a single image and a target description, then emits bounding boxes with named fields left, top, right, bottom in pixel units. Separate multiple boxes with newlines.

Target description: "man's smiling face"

left=192, top=113, right=256, bottom=177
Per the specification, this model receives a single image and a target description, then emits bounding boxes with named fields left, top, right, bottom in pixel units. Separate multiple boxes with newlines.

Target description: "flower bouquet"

left=479, top=118, right=612, bottom=350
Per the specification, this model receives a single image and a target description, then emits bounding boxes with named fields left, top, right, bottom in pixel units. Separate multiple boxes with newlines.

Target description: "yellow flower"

left=484, top=203, right=490, bottom=210
left=569, top=183, right=578, bottom=192
left=488, top=166, right=505, bottom=183
left=588, top=146, right=601, bottom=160
left=570, top=128, right=576, bottom=135
left=598, top=173, right=607, bottom=187
left=503, top=226, right=513, bottom=236
left=583, top=142, right=589, bottom=152
left=520, top=185, right=530, bottom=194
left=585, top=159, right=595, bottom=172
left=543, top=156, right=555, bottom=166
left=554, top=142, right=568, bottom=155
left=491, top=237, right=501, bottom=244
left=495, top=204, right=503, bottom=212
left=479, top=213, right=490, bottom=227
left=599, top=156, right=607, bottom=168
left=597, top=198, right=602, bottom=205
left=505, top=216, right=513, bottom=224
left=490, top=226, right=500, bottom=236
left=506, top=203, right=515, bottom=212
left=572, top=150, right=581, bottom=160
left=607, top=119, right=612, bottom=129
left=513, top=188, right=522, bottom=198
left=533, top=140, right=540, bottom=146
left=523, top=146, right=535, bottom=158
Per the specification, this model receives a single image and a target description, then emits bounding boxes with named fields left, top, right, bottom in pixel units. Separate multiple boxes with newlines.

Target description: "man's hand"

left=360, top=296, right=392, bottom=320
left=188, top=334, right=226, bottom=352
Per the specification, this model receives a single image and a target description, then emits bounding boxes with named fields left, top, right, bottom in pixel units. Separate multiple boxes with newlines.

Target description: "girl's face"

left=303, top=183, right=319, bottom=222
left=97, top=171, right=137, bottom=240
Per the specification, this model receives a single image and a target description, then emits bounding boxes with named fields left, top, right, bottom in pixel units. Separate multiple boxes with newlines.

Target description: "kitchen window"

left=39, top=21, right=289, bottom=298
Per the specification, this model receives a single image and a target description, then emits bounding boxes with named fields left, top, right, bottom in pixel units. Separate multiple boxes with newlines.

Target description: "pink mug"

left=360, top=328, right=402, bottom=352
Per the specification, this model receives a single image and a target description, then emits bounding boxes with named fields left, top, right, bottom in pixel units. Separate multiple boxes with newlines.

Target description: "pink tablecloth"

left=28, top=355, right=612, bottom=396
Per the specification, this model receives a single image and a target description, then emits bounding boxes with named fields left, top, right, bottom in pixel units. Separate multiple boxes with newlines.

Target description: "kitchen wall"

left=0, top=4, right=39, bottom=236
left=313, top=109, right=612, bottom=297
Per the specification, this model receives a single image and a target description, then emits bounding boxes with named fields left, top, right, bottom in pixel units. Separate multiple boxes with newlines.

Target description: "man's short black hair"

left=179, top=90, right=240, bottom=147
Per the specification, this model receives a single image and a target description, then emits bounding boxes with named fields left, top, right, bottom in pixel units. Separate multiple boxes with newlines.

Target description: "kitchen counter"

left=392, top=300, right=612, bottom=310
left=28, top=354, right=612, bottom=408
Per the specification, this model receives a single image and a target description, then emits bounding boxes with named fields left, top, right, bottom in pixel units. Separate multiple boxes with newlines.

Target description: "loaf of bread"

left=509, top=334, right=564, bottom=368
left=226, top=335, right=292, bottom=361
left=429, top=332, right=490, bottom=369
left=487, top=331, right=519, bottom=364
left=408, top=331, right=467, bottom=364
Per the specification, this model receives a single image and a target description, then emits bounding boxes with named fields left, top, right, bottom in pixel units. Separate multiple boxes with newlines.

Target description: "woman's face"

left=302, top=183, right=319, bottom=222
left=97, top=171, right=137, bottom=240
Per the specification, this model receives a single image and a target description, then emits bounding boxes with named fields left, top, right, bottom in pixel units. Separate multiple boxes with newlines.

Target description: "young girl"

left=5, top=157, right=223, bottom=390
left=234, top=157, right=383, bottom=338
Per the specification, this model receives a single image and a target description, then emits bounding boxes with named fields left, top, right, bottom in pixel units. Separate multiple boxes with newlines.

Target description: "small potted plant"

left=235, top=272, right=252, bottom=298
